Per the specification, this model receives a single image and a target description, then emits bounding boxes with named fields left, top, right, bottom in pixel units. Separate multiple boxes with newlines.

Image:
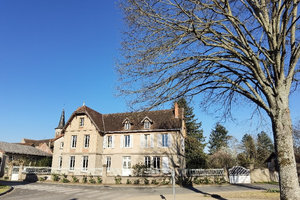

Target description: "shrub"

left=115, top=176, right=122, bottom=184
left=132, top=163, right=148, bottom=176
left=213, top=177, right=226, bottom=184
left=39, top=177, right=46, bottom=182
left=72, top=176, right=79, bottom=183
left=161, top=178, right=170, bottom=185
left=82, top=175, right=87, bottom=183
left=151, top=179, right=159, bottom=185
left=62, top=177, right=70, bottom=183
left=126, top=179, right=132, bottom=184
left=133, top=179, right=140, bottom=185
left=193, top=177, right=201, bottom=185
left=52, top=174, right=60, bottom=182
left=97, top=177, right=102, bottom=184
left=144, top=178, right=149, bottom=185
left=89, top=176, right=96, bottom=184
left=203, top=177, right=211, bottom=184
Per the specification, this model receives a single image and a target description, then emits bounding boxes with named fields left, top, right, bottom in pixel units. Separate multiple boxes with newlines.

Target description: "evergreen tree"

left=241, top=134, right=257, bottom=164
left=208, top=123, right=230, bottom=154
left=257, top=131, right=274, bottom=166
left=175, top=98, right=206, bottom=168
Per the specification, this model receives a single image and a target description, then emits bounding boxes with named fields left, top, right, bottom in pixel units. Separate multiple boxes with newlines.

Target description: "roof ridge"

left=103, top=109, right=173, bottom=116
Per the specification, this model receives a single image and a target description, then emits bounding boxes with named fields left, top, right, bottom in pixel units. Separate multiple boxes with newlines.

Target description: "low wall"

left=250, top=168, right=279, bottom=183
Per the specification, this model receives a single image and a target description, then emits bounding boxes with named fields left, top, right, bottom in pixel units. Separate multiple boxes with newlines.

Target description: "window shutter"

left=120, top=135, right=124, bottom=148
left=168, top=134, right=172, bottom=147
left=112, top=135, right=115, bottom=148
left=157, top=134, right=162, bottom=147
left=150, top=134, right=154, bottom=148
left=103, top=135, right=107, bottom=149
left=130, top=135, right=133, bottom=148
left=140, top=134, right=144, bottom=148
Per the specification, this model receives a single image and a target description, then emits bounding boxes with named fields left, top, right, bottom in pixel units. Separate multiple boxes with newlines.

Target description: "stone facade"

left=51, top=105, right=186, bottom=178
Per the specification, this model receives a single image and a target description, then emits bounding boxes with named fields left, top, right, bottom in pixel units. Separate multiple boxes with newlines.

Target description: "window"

left=107, top=136, right=113, bottom=148
left=60, top=142, right=64, bottom=149
left=71, top=135, right=77, bottom=148
left=82, top=156, right=88, bottom=171
left=106, top=156, right=111, bottom=172
left=153, top=157, right=160, bottom=169
left=144, top=134, right=150, bottom=148
left=144, top=156, right=151, bottom=168
left=162, top=134, right=168, bottom=147
left=59, top=156, right=62, bottom=169
left=124, top=121, right=131, bottom=130
left=80, top=117, right=84, bottom=126
left=124, top=135, right=130, bottom=147
left=84, top=135, right=90, bottom=148
left=70, top=156, right=75, bottom=170
left=144, top=121, right=150, bottom=129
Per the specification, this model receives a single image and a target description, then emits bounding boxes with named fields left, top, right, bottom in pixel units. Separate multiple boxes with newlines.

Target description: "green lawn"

left=0, top=184, right=10, bottom=194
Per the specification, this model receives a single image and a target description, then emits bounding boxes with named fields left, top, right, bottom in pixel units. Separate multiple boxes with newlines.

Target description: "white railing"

left=51, top=167, right=103, bottom=176
left=23, top=167, right=52, bottom=175
left=180, top=169, right=224, bottom=176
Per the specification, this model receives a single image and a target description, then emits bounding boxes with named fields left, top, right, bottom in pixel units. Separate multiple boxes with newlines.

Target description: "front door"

left=11, top=166, right=20, bottom=181
left=122, top=156, right=131, bottom=176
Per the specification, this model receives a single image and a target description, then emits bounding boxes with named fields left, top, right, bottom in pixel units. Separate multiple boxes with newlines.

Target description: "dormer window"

left=144, top=121, right=150, bottom=129
left=124, top=121, right=131, bottom=130
left=141, top=116, right=152, bottom=129
left=122, top=118, right=131, bottom=130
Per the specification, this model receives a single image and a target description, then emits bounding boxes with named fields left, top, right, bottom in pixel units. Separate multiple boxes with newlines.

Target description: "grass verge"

left=0, top=184, right=11, bottom=194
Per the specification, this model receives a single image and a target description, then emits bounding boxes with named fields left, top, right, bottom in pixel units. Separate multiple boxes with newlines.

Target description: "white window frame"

left=107, top=136, right=113, bottom=148
left=144, top=156, right=151, bottom=168
left=71, top=135, right=77, bottom=148
left=84, top=135, right=90, bottom=148
left=162, top=134, right=168, bottom=147
left=124, top=135, right=131, bottom=148
left=69, top=156, right=75, bottom=171
left=60, top=142, right=64, bottom=149
left=124, top=122, right=130, bottom=130
left=80, top=117, right=84, bottom=127
left=106, top=156, right=111, bottom=172
left=58, top=156, right=62, bottom=169
left=82, top=156, right=88, bottom=171
left=153, top=156, right=160, bottom=169
left=144, top=121, right=150, bottom=129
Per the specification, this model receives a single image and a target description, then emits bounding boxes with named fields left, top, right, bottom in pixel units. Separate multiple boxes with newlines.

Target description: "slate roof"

left=63, top=105, right=183, bottom=133
left=0, top=141, right=51, bottom=157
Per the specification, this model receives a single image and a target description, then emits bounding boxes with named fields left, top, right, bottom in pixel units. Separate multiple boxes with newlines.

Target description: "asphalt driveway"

left=0, top=181, right=279, bottom=200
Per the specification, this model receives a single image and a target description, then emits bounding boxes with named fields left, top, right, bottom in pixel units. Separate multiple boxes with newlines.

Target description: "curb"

left=0, top=186, right=13, bottom=196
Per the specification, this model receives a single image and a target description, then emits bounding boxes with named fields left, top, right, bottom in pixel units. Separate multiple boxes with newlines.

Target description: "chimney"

left=174, top=102, right=179, bottom=118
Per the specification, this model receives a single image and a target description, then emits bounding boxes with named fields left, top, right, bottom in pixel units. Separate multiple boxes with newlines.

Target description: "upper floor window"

left=71, top=135, right=77, bottom=148
left=84, top=135, right=90, bottom=148
left=60, top=142, right=64, bottom=149
left=107, top=136, right=113, bottom=148
left=80, top=117, right=84, bottom=127
left=162, top=134, right=168, bottom=147
left=144, top=134, right=150, bottom=148
left=70, top=156, right=75, bottom=170
left=82, top=156, right=88, bottom=171
left=124, top=135, right=131, bottom=148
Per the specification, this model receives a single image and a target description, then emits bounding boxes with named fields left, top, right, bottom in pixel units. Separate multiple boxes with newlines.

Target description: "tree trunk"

left=272, top=102, right=300, bottom=200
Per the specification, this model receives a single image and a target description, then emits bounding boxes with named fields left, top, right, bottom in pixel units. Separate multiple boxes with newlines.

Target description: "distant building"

left=51, top=104, right=186, bottom=177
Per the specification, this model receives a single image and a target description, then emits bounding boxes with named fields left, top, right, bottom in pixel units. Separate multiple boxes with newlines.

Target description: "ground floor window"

left=144, top=156, right=151, bottom=168
left=106, top=156, right=111, bottom=171
left=59, top=156, right=62, bottom=169
left=70, top=156, right=75, bottom=170
left=82, top=156, right=88, bottom=171
left=153, top=156, right=160, bottom=169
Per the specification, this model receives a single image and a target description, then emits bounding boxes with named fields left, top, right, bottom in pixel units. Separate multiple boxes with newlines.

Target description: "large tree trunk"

left=272, top=100, right=300, bottom=200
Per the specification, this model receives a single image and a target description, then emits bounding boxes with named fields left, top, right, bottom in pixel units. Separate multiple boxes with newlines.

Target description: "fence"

left=180, top=169, right=224, bottom=177
left=23, top=167, right=52, bottom=175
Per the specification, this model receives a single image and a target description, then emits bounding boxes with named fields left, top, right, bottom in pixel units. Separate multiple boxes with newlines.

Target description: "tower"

left=55, top=109, right=65, bottom=138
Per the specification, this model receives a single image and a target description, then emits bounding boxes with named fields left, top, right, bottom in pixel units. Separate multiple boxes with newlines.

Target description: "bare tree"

left=118, top=1, right=300, bottom=199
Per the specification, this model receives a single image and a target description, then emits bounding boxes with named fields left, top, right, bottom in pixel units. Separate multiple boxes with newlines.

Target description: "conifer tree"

left=208, top=123, right=230, bottom=154
left=257, top=131, right=274, bottom=166
left=176, top=98, right=206, bottom=168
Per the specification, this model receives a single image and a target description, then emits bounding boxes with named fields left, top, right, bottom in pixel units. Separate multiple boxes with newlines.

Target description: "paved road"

left=0, top=181, right=279, bottom=200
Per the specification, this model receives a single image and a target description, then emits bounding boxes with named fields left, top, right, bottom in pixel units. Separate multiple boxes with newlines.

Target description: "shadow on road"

left=184, top=186, right=228, bottom=200
left=233, top=184, right=268, bottom=190
left=0, top=180, right=31, bottom=187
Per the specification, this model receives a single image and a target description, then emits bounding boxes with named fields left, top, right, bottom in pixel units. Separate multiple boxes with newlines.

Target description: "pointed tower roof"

left=56, top=109, right=65, bottom=129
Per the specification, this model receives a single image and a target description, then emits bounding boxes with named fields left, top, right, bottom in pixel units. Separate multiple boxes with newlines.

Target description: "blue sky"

left=0, top=0, right=299, bottom=144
